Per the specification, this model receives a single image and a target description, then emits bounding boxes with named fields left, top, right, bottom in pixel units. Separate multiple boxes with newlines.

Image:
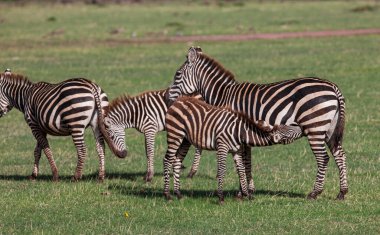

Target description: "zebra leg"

left=243, top=145, right=255, bottom=195
left=187, top=148, right=202, bottom=178
left=28, top=143, right=42, bottom=180
left=216, top=146, right=229, bottom=205
left=92, top=126, right=106, bottom=182
left=307, top=136, right=330, bottom=199
left=173, top=139, right=191, bottom=199
left=163, top=137, right=183, bottom=201
left=72, top=131, right=87, bottom=181
left=31, top=130, right=59, bottom=181
left=143, top=131, right=156, bottom=182
left=233, top=152, right=249, bottom=200
left=327, top=142, right=348, bottom=200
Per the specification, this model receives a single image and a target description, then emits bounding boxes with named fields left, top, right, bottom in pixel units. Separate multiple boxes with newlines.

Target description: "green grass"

left=0, top=1, right=380, bottom=234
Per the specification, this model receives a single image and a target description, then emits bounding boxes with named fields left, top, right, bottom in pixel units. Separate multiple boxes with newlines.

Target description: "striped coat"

left=164, top=97, right=302, bottom=203
left=0, top=72, right=125, bottom=181
left=103, top=89, right=203, bottom=182
left=168, top=47, right=348, bottom=200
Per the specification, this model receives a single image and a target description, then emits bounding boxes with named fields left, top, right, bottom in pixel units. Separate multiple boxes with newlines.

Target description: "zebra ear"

left=188, top=47, right=199, bottom=64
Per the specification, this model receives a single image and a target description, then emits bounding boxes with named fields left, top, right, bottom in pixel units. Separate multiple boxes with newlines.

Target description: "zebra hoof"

left=218, top=198, right=225, bottom=205
left=336, top=189, right=348, bottom=200
left=175, top=191, right=183, bottom=200
left=71, top=176, right=80, bottom=182
left=307, top=191, right=321, bottom=200
left=143, top=173, right=153, bottom=182
left=28, top=175, right=37, bottom=181
left=164, top=192, right=172, bottom=201
left=187, top=171, right=196, bottom=178
left=97, top=178, right=105, bottom=183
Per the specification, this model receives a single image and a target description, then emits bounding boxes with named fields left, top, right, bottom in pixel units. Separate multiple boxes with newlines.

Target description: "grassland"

left=0, top=1, right=379, bottom=234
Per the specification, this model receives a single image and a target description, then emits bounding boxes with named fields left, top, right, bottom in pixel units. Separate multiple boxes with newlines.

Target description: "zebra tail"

left=92, top=86, right=127, bottom=158
left=331, top=86, right=346, bottom=148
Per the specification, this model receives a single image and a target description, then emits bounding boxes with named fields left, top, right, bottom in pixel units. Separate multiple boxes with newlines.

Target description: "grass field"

left=0, top=1, right=379, bottom=234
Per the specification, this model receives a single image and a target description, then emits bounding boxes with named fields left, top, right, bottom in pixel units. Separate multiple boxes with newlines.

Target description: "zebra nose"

left=118, top=149, right=128, bottom=158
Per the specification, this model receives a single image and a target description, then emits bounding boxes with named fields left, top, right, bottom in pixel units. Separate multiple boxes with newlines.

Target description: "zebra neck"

left=245, top=125, right=273, bottom=147
left=200, top=78, right=236, bottom=107
left=113, top=97, right=143, bottom=129
left=6, top=80, right=32, bottom=113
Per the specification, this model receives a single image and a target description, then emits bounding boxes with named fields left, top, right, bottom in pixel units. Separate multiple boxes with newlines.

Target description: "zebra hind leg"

left=92, top=126, right=106, bottom=182
left=72, top=131, right=87, bottom=181
left=143, top=131, right=156, bottom=182
left=173, top=139, right=192, bottom=199
left=307, top=136, right=330, bottom=200
left=187, top=148, right=202, bottom=178
left=327, top=141, right=348, bottom=200
left=233, top=152, right=249, bottom=201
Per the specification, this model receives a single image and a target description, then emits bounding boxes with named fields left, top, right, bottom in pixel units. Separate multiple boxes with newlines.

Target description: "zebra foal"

left=168, top=47, right=348, bottom=200
left=103, top=89, right=203, bottom=182
left=0, top=71, right=126, bottom=181
left=164, top=97, right=302, bottom=203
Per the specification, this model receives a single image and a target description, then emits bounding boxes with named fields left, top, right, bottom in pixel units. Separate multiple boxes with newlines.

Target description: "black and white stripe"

left=168, top=47, right=348, bottom=200
left=103, top=89, right=203, bottom=182
left=0, top=72, right=125, bottom=181
left=164, top=97, right=302, bottom=203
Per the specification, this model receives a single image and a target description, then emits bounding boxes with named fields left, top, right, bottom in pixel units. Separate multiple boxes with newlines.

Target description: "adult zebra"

left=0, top=71, right=126, bottom=181
left=103, top=89, right=204, bottom=182
left=164, top=97, right=303, bottom=203
left=168, top=47, right=348, bottom=200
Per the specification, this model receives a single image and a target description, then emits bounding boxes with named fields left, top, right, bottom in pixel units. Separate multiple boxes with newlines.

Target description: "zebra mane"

left=1, top=73, right=33, bottom=86
left=198, top=53, right=237, bottom=83
left=106, top=89, right=167, bottom=115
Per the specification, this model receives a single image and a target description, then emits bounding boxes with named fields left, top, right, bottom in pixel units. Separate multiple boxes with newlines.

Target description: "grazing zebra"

left=0, top=71, right=126, bottom=181
left=164, top=97, right=303, bottom=203
left=103, top=89, right=203, bottom=182
left=168, top=47, right=348, bottom=200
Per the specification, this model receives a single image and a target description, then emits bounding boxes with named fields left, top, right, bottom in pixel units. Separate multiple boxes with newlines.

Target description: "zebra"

left=167, top=46, right=348, bottom=200
left=103, top=89, right=203, bottom=182
left=0, top=71, right=126, bottom=181
left=163, top=97, right=303, bottom=203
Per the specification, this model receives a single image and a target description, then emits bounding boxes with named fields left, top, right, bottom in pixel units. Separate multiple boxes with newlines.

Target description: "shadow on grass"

left=0, top=171, right=154, bottom=182
left=108, top=184, right=305, bottom=199
left=0, top=170, right=215, bottom=182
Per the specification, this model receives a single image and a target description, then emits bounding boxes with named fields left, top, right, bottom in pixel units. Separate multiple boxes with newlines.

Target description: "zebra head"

left=168, top=46, right=203, bottom=102
left=255, top=120, right=303, bottom=144
left=0, top=70, right=13, bottom=118
left=271, top=124, right=303, bottom=144
left=103, top=116, right=128, bottom=157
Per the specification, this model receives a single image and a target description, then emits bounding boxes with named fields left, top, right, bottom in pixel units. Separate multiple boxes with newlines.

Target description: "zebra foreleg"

left=31, top=130, right=59, bottom=181
left=72, top=133, right=87, bottom=181
left=307, top=137, right=330, bottom=200
left=144, top=131, right=156, bottom=182
left=29, top=143, right=42, bottom=180
left=187, top=148, right=202, bottom=178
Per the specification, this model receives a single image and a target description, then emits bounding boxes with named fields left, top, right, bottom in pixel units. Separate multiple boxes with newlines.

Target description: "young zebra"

left=0, top=71, right=126, bottom=181
left=168, top=47, right=348, bottom=200
left=103, top=89, right=203, bottom=182
left=164, top=97, right=303, bottom=203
